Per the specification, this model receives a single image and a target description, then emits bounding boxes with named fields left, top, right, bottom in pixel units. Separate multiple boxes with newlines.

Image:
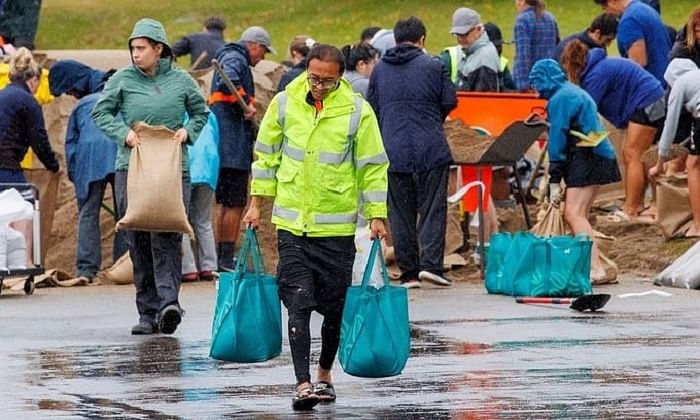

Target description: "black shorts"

left=276, top=230, right=355, bottom=315
left=564, top=148, right=622, bottom=188
left=215, top=168, right=249, bottom=208
left=629, top=97, right=666, bottom=129
left=688, top=118, right=700, bottom=156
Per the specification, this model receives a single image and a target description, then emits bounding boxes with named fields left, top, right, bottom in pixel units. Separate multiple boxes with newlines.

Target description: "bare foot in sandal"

left=292, top=382, right=320, bottom=411
left=639, top=205, right=657, bottom=220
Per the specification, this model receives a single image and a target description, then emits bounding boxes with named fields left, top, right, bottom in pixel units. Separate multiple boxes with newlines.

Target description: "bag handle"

left=234, top=227, right=266, bottom=275
left=361, top=238, right=390, bottom=289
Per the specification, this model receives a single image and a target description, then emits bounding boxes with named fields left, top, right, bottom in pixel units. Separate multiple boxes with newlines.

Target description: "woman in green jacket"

left=93, top=18, right=208, bottom=335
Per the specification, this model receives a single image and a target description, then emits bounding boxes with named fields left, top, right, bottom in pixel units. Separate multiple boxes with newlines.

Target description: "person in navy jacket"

left=49, top=59, right=126, bottom=283
left=367, top=16, right=457, bottom=289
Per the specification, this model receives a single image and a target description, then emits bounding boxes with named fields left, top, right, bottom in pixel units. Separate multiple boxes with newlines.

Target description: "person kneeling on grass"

left=529, top=59, right=621, bottom=283
left=244, top=44, right=389, bottom=411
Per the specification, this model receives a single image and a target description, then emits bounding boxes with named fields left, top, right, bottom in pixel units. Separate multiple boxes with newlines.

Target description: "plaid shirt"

left=513, top=7, right=560, bottom=91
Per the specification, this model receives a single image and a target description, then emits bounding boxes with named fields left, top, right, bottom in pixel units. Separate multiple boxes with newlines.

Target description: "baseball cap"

left=451, top=7, right=481, bottom=35
left=484, top=22, right=503, bottom=47
left=240, top=26, right=276, bottom=54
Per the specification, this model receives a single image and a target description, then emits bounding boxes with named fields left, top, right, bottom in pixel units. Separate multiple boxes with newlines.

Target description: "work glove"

left=549, top=183, right=563, bottom=206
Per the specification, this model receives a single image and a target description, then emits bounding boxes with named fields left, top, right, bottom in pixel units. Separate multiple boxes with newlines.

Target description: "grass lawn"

left=37, top=0, right=697, bottom=61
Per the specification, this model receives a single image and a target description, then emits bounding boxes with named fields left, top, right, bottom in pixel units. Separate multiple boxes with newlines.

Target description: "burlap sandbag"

left=102, top=252, right=133, bottom=285
left=657, top=174, right=693, bottom=240
left=116, top=123, right=194, bottom=237
left=530, top=203, right=566, bottom=237
left=24, top=169, right=60, bottom=266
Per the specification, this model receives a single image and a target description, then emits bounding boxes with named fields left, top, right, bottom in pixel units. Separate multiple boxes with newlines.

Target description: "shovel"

left=515, top=294, right=611, bottom=312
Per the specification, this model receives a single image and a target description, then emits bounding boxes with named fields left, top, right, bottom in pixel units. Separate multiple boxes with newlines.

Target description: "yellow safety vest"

left=442, top=45, right=465, bottom=84
left=251, top=73, right=389, bottom=237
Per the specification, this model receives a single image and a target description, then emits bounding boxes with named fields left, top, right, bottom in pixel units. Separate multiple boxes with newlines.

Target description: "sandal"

left=603, top=209, right=655, bottom=224
left=292, top=384, right=320, bottom=411
left=313, top=381, right=336, bottom=402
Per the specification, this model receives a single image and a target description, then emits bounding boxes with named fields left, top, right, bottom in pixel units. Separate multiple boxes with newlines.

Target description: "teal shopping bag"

left=209, top=228, right=282, bottom=362
left=512, top=234, right=593, bottom=297
left=485, top=232, right=537, bottom=295
left=338, top=238, right=410, bottom=378
left=486, top=232, right=593, bottom=297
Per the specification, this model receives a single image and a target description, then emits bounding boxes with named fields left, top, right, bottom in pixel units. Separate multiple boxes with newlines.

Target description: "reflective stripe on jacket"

left=251, top=73, right=388, bottom=237
left=442, top=46, right=464, bottom=83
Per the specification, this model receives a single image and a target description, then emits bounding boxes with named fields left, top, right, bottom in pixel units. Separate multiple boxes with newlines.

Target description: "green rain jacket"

left=92, top=18, right=209, bottom=170
left=251, top=73, right=389, bottom=237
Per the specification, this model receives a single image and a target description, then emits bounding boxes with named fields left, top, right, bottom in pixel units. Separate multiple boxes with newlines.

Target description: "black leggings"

left=288, top=305, right=344, bottom=384
left=276, top=230, right=355, bottom=384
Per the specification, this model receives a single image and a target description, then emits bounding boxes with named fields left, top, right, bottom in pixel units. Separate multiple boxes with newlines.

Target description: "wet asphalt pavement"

left=1, top=275, right=699, bottom=419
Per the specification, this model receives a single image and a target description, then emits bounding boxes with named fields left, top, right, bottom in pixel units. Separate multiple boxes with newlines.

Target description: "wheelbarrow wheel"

left=24, top=277, right=35, bottom=295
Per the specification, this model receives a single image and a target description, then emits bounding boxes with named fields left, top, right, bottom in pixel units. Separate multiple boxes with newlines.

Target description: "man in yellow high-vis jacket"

left=243, top=44, right=388, bottom=411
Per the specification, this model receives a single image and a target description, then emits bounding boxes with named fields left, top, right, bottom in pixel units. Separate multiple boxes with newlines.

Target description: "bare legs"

left=564, top=185, right=604, bottom=280
left=686, top=155, right=700, bottom=236
left=622, top=123, right=657, bottom=217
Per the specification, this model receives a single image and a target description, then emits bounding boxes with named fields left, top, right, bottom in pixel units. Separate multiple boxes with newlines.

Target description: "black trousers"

left=276, top=230, right=355, bottom=384
left=388, top=165, right=449, bottom=281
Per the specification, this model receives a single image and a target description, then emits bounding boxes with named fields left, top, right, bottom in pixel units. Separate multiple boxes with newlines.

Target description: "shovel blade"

left=569, top=294, right=611, bottom=312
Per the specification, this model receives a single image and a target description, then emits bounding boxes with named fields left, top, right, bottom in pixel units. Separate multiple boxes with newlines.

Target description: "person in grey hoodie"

left=649, top=58, right=700, bottom=238
left=440, top=7, right=500, bottom=92
left=341, top=42, right=378, bottom=97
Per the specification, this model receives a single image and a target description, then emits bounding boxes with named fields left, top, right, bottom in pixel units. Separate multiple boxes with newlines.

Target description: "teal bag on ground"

left=512, top=234, right=593, bottom=297
left=486, top=232, right=593, bottom=297
left=209, top=228, right=282, bottom=362
left=485, top=232, right=536, bottom=295
left=338, top=239, right=410, bottom=378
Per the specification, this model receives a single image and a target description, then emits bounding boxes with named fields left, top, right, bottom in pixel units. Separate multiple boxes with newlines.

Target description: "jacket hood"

left=664, top=58, right=698, bottom=87
left=582, top=47, right=606, bottom=79
left=369, top=29, right=395, bottom=57
left=382, top=44, right=423, bottom=65
left=217, top=42, right=251, bottom=66
left=465, top=31, right=491, bottom=55
left=129, top=18, right=172, bottom=56
left=529, top=59, right=566, bottom=99
left=48, top=60, right=106, bottom=98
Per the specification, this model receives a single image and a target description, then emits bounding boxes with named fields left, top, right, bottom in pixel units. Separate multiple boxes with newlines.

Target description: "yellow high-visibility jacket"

left=251, top=73, right=388, bottom=237
left=0, top=63, right=53, bottom=104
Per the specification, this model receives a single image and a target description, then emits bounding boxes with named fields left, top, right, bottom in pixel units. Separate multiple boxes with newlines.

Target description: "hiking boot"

left=158, top=304, right=184, bottom=335
left=418, top=271, right=452, bottom=286
left=131, top=321, right=158, bottom=335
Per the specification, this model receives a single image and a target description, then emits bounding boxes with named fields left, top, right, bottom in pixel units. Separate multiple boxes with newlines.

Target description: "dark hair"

left=341, top=43, right=379, bottom=71
left=525, top=0, right=546, bottom=17
left=130, top=37, right=172, bottom=58
left=592, top=0, right=608, bottom=6
left=306, top=44, right=346, bottom=74
left=204, top=17, right=226, bottom=32
left=589, top=13, right=618, bottom=36
left=560, top=40, right=589, bottom=85
left=393, top=16, right=426, bottom=44
left=360, top=26, right=381, bottom=42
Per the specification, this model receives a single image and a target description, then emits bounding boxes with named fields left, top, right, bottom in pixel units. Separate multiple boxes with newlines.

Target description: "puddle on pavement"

left=17, top=322, right=700, bottom=418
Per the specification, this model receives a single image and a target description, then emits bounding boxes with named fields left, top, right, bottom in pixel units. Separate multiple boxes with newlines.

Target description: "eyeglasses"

left=307, top=76, right=339, bottom=89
